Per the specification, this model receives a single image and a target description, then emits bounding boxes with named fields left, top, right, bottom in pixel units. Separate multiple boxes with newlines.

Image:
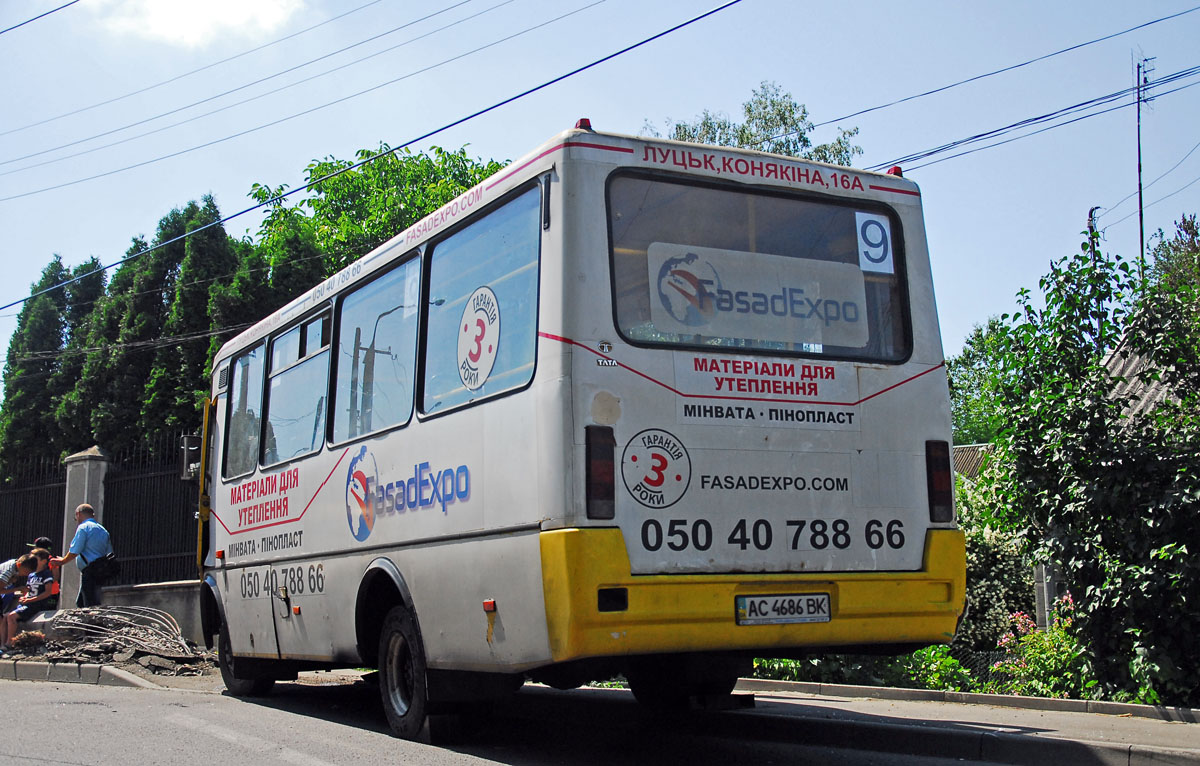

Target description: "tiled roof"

left=952, top=443, right=993, bottom=479
left=1104, top=337, right=1173, bottom=420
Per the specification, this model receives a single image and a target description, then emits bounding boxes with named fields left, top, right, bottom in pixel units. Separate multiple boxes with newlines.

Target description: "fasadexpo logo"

left=656, top=251, right=720, bottom=327
left=345, top=446, right=473, bottom=541
left=345, top=446, right=378, bottom=542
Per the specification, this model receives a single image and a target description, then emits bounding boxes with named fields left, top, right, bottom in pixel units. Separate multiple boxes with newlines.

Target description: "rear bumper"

left=540, top=527, right=966, bottom=663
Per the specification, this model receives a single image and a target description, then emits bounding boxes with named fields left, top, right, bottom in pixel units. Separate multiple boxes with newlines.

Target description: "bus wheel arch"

left=355, top=558, right=416, bottom=668
left=204, top=576, right=275, bottom=697
left=199, top=576, right=223, bottom=650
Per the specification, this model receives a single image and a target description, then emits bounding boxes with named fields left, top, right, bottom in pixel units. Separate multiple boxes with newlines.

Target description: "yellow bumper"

left=540, top=527, right=966, bottom=663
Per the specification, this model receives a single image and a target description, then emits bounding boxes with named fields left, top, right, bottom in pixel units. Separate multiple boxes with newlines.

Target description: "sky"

left=2, top=0, right=1199, bottom=384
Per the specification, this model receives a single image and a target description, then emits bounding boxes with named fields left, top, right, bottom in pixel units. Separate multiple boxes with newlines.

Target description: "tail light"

left=925, top=440, right=954, bottom=522
left=585, top=425, right=616, bottom=519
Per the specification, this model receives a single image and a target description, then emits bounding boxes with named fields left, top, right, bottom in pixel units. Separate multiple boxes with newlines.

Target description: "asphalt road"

left=0, top=678, right=1012, bottom=766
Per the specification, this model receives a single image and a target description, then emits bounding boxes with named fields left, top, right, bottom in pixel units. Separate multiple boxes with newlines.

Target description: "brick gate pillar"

left=59, top=446, right=110, bottom=609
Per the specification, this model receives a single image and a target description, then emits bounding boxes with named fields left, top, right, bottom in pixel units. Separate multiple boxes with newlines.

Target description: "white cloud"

left=91, top=0, right=305, bottom=49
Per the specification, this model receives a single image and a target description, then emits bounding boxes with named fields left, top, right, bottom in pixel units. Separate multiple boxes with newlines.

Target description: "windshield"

left=608, top=173, right=910, bottom=362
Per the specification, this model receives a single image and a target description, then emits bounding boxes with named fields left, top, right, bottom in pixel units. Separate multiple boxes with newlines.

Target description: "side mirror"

left=180, top=434, right=202, bottom=481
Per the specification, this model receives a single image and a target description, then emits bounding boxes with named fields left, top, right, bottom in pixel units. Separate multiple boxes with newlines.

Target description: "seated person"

left=11, top=548, right=57, bottom=625
left=0, top=555, right=37, bottom=650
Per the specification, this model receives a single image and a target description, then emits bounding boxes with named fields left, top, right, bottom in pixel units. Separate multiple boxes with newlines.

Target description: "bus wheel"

left=378, top=604, right=429, bottom=740
left=218, top=622, right=274, bottom=697
left=628, top=657, right=740, bottom=709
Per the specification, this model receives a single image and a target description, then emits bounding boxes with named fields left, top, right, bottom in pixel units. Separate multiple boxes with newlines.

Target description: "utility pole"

left=1088, top=207, right=1103, bottom=355
left=1135, top=55, right=1155, bottom=283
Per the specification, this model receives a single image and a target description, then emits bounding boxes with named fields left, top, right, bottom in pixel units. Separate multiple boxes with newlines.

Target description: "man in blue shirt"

left=51, top=503, right=112, bottom=607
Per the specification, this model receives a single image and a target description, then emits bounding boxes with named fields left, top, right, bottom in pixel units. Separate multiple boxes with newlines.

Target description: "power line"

left=1101, top=172, right=1200, bottom=232
left=0, top=0, right=79, bottom=36
left=0, top=0, right=386, bottom=137
left=9, top=323, right=256, bottom=365
left=0, top=0, right=602, bottom=200
left=748, top=5, right=1200, bottom=149
left=1101, top=134, right=1200, bottom=218
left=0, top=0, right=517, bottom=179
left=0, top=249, right=331, bottom=319
left=0, top=0, right=483, bottom=166
left=0, top=0, right=743, bottom=313
left=898, top=78, right=1200, bottom=173
left=867, top=65, right=1200, bottom=172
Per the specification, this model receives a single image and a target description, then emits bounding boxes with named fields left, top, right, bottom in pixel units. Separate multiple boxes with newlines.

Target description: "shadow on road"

left=228, top=681, right=1107, bottom=766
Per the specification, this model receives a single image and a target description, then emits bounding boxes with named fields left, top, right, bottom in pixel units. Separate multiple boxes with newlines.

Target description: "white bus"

left=197, top=120, right=965, bottom=739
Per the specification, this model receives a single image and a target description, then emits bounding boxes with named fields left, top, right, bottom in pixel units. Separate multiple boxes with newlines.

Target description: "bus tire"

left=218, top=622, right=274, bottom=697
left=378, top=604, right=429, bottom=740
left=628, top=656, right=739, bottom=709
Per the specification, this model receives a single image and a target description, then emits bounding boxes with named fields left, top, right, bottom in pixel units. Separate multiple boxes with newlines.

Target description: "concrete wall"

left=101, top=580, right=204, bottom=645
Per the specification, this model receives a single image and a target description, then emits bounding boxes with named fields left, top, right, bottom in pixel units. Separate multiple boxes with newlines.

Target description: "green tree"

left=251, top=182, right=326, bottom=305
left=142, top=196, right=241, bottom=434
left=946, top=318, right=1004, bottom=445
left=0, top=257, right=70, bottom=472
left=48, top=258, right=107, bottom=456
left=59, top=239, right=144, bottom=455
left=643, top=80, right=863, bottom=166
left=90, top=204, right=195, bottom=453
left=1148, top=214, right=1199, bottom=291
left=991, top=226, right=1200, bottom=705
left=289, top=144, right=506, bottom=272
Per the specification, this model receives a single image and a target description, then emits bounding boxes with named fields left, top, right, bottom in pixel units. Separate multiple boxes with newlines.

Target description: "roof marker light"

left=575, top=118, right=593, bottom=130
left=886, top=166, right=903, bottom=177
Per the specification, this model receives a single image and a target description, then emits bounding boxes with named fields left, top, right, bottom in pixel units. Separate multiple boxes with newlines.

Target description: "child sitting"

left=3, top=549, right=55, bottom=651
left=0, top=554, right=38, bottom=651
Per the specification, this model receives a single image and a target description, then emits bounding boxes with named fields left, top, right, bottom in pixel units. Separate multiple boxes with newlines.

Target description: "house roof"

left=952, top=443, right=993, bottom=480
left=1104, top=337, right=1173, bottom=420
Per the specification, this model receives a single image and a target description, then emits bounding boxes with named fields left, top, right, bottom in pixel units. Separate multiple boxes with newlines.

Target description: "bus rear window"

left=608, top=174, right=910, bottom=362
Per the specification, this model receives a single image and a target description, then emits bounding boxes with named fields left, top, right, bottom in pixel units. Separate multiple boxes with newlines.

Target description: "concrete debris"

left=3, top=606, right=214, bottom=677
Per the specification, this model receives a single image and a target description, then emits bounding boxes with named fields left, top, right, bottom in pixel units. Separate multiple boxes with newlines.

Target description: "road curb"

left=0, top=659, right=164, bottom=689
left=735, top=678, right=1199, bottom=724
left=100, top=665, right=164, bottom=689
left=718, top=704, right=1200, bottom=766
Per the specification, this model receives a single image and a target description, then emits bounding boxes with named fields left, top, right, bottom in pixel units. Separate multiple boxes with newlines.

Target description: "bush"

left=753, top=649, right=971, bottom=692
left=954, top=466, right=1034, bottom=652
left=900, top=645, right=973, bottom=692
left=753, top=655, right=907, bottom=687
left=984, top=595, right=1093, bottom=699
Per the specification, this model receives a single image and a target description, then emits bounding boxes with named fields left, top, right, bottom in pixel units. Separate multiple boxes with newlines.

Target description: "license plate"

left=735, top=593, right=831, bottom=625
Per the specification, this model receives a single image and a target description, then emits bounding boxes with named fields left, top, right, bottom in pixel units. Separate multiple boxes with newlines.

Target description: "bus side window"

left=262, top=313, right=331, bottom=465
left=422, top=186, right=541, bottom=414
left=332, top=256, right=421, bottom=442
left=224, top=344, right=264, bottom=479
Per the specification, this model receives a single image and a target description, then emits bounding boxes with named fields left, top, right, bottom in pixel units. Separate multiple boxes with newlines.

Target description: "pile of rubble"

left=6, top=605, right=214, bottom=677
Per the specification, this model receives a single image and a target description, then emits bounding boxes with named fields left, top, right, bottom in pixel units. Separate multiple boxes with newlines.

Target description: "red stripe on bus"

left=485, top=141, right=635, bottom=190
left=213, top=447, right=350, bottom=536
left=537, top=331, right=944, bottom=407
left=868, top=184, right=921, bottom=197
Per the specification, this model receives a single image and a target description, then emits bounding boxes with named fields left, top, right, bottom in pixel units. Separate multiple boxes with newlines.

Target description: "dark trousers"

left=77, top=566, right=103, bottom=607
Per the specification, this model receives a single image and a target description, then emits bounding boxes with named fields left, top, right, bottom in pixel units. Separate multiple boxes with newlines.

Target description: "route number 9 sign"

left=855, top=212, right=894, bottom=275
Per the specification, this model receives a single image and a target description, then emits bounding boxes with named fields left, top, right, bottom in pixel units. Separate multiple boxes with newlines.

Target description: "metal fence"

left=103, top=432, right=199, bottom=586
left=0, top=459, right=66, bottom=559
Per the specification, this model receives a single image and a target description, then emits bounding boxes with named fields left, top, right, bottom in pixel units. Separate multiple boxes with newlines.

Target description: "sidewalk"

left=732, top=678, right=1200, bottom=765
